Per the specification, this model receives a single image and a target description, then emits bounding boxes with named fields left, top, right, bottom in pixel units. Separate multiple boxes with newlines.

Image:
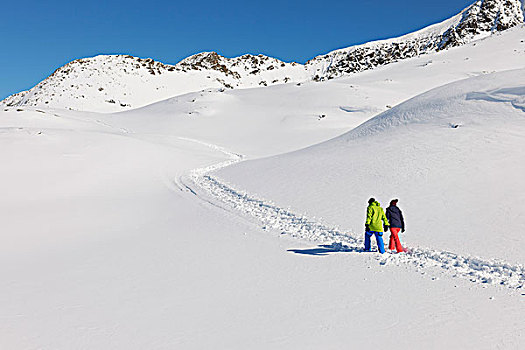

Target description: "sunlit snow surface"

left=1, top=26, right=525, bottom=350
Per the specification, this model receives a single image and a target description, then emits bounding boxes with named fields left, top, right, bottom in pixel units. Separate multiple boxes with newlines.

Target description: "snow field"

left=186, top=152, right=525, bottom=290
left=2, top=23, right=525, bottom=350
left=7, top=110, right=523, bottom=349
left=218, top=67, right=525, bottom=265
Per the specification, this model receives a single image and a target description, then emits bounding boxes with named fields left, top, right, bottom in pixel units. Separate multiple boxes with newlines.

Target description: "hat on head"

left=390, top=199, right=399, bottom=206
left=368, top=197, right=375, bottom=204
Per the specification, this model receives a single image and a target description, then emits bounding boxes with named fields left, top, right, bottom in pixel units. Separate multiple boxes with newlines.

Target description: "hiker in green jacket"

left=364, top=198, right=389, bottom=253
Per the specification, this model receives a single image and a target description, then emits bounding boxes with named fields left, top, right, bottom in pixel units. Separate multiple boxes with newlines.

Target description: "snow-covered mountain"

left=176, top=51, right=305, bottom=86
left=2, top=2, right=525, bottom=349
left=0, top=54, right=308, bottom=113
left=2, top=0, right=524, bottom=113
left=307, top=0, right=525, bottom=80
left=3, top=26, right=525, bottom=349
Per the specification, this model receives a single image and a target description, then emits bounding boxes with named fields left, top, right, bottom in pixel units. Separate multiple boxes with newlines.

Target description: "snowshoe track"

left=182, top=138, right=525, bottom=290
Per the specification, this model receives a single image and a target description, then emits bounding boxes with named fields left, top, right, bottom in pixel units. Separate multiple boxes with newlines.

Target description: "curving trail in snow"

left=181, top=138, right=525, bottom=290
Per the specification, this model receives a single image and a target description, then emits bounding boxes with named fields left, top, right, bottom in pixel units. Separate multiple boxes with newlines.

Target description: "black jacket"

left=386, top=205, right=405, bottom=230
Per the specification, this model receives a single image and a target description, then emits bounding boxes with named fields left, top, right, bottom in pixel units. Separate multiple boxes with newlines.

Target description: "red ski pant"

left=388, top=227, right=404, bottom=252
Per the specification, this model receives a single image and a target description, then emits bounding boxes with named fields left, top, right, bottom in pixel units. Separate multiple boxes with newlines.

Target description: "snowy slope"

left=2, top=0, right=524, bottom=113
left=2, top=86, right=524, bottom=350
left=217, top=68, right=525, bottom=265
left=306, top=0, right=525, bottom=79
left=1, top=3, right=525, bottom=349
left=102, top=25, right=525, bottom=158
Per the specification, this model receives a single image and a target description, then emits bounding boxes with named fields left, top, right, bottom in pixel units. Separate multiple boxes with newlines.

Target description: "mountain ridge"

left=2, top=0, right=524, bottom=112
left=307, top=0, right=525, bottom=80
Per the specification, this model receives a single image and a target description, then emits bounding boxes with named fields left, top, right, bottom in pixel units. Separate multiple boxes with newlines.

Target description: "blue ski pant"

left=364, top=231, right=385, bottom=254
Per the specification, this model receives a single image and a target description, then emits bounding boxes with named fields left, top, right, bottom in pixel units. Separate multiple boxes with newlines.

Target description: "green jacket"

left=366, top=201, right=390, bottom=232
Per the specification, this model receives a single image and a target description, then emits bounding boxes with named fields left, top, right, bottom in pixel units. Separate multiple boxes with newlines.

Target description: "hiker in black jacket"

left=385, top=199, right=405, bottom=253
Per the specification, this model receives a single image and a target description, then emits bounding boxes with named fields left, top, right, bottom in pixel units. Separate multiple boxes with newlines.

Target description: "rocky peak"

left=306, top=0, right=525, bottom=80
left=439, top=0, right=525, bottom=49
left=176, top=51, right=303, bottom=80
left=176, top=52, right=242, bottom=79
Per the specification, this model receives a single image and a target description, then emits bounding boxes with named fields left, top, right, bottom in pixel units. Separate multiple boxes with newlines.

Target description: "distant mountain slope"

left=306, top=0, right=525, bottom=80
left=2, top=0, right=523, bottom=112
left=0, top=54, right=307, bottom=113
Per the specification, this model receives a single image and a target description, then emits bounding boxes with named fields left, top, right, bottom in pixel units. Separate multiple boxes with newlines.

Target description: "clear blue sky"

left=0, top=0, right=474, bottom=99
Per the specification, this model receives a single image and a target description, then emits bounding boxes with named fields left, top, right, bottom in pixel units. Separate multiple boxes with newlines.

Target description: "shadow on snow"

left=288, top=243, right=376, bottom=256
